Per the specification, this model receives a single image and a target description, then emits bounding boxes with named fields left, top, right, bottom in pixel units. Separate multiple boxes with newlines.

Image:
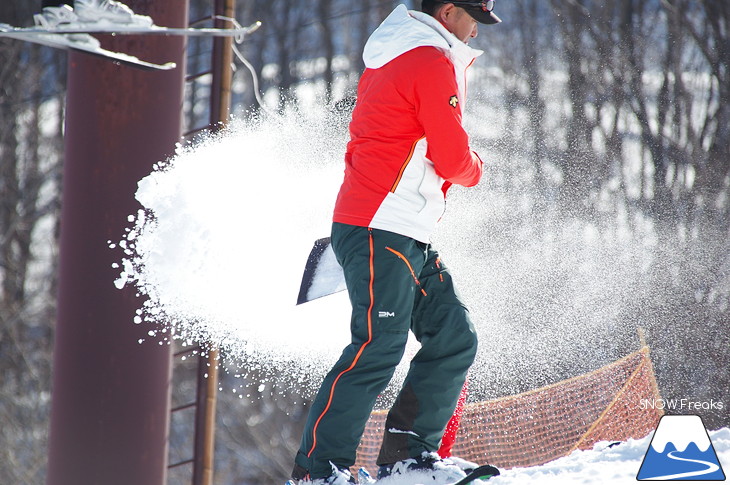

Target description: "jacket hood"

left=363, top=4, right=483, bottom=70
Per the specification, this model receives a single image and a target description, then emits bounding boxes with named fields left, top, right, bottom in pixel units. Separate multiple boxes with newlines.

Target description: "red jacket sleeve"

left=411, top=49, right=482, bottom=187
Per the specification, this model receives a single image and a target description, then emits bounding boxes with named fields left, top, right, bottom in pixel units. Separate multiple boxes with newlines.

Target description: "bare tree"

left=317, top=0, right=335, bottom=104
left=1, top=3, right=65, bottom=482
left=673, top=0, right=730, bottom=226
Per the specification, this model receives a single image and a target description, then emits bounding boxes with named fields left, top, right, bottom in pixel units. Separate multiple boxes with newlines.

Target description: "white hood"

left=363, top=4, right=483, bottom=70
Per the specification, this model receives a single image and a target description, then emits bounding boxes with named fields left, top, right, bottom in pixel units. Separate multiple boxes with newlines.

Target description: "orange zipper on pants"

left=385, top=246, right=427, bottom=296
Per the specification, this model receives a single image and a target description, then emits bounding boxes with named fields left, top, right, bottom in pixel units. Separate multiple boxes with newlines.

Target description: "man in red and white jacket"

left=293, top=3, right=501, bottom=485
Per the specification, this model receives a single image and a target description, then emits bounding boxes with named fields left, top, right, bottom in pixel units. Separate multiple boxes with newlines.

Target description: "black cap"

left=443, top=1, right=502, bottom=25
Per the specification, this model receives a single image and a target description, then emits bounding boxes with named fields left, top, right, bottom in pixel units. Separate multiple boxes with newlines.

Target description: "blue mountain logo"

left=637, top=414, right=726, bottom=480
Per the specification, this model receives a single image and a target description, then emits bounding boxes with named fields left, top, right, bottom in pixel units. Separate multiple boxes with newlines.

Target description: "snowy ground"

left=465, top=428, right=729, bottom=484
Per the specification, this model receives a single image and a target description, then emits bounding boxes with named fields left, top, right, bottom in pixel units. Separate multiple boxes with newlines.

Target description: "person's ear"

left=436, top=3, right=457, bottom=24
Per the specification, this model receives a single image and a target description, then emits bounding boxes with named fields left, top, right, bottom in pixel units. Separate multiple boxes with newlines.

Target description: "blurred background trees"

left=0, top=0, right=727, bottom=483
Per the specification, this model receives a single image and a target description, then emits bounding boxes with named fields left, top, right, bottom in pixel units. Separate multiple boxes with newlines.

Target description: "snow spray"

left=117, top=100, right=667, bottom=403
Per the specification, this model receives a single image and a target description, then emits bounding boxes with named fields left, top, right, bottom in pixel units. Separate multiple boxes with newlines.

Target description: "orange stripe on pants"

left=307, top=230, right=376, bottom=457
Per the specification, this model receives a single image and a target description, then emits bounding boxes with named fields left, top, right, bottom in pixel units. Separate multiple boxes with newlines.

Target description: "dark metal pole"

left=46, top=2, right=188, bottom=485
left=193, top=347, right=220, bottom=485
left=192, top=2, right=235, bottom=484
left=209, top=0, right=235, bottom=128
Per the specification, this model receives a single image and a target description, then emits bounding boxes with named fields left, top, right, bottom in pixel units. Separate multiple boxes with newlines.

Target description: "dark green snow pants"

left=293, top=223, right=478, bottom=479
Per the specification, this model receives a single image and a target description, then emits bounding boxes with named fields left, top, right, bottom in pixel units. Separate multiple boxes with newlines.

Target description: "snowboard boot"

left=377, top=452, right=466, bottom=484
left=288, top=463, right=356, bottom=485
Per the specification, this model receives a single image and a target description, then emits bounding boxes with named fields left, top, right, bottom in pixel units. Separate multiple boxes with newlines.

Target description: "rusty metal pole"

left=192, top=2, right=235, bottom=484
left=193, top=347, right=220, bottom=485
left=209, top=0, right=235, bottom=128
left=46, top=2, right=188, bottom=485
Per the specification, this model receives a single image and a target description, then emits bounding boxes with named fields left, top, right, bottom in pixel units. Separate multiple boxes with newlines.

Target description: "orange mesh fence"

left=354, top=347, right=663, bottom=473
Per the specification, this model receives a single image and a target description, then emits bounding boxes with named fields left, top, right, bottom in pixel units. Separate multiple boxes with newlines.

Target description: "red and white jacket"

left=333, top=5, right=484, bottom=243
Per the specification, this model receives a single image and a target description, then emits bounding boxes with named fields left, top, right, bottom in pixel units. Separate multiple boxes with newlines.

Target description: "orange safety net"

left=354, top=347, right=663, bottom=473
